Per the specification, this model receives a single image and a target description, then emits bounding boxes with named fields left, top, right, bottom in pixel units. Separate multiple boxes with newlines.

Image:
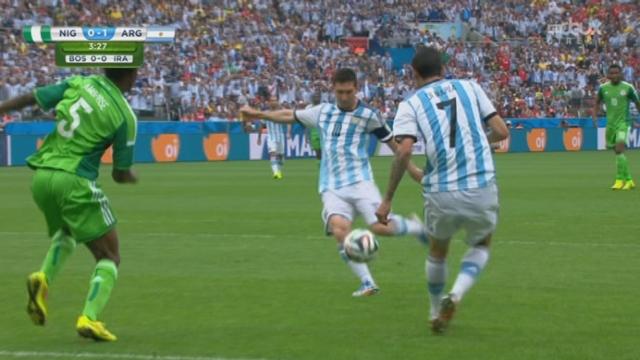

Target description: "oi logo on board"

left=563, top=128, right=583, bottom=151
left=526, top=129, right=547, bottom=152
left=203, top=134, right=229, bottom=161
left=152, top=134, right=180, bottom=162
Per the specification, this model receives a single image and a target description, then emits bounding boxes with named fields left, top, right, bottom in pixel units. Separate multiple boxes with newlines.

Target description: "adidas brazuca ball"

left=344, top=229, right=379, bottom=263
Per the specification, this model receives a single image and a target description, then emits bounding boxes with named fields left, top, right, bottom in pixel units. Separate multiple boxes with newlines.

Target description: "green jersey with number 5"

left=27, top=75, right=137, bottom=180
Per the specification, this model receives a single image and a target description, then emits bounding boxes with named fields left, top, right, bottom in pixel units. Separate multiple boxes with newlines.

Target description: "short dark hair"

left=608, top=64, right=622, bottom=72
left=412, top=46, right=443, bottom=78
left=333, top=68, right=357, bottom=85
left=104, top=68, right=137, bottom=81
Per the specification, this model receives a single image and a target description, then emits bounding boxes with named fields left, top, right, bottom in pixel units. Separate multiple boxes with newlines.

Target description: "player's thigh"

left=321, top=190, right=355, bottom=236
left=462, top=184, right=499, bottom=246
left=424, top=191, right=459, bottom=242
left=61, top=175, right=118, bottom=244
left=31, top=169, right=65, bottom=237
left=352, top=182, right=382, bottom=226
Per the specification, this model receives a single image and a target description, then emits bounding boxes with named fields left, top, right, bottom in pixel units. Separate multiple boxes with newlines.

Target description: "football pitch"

left=1, top=151, right=639, bottom=360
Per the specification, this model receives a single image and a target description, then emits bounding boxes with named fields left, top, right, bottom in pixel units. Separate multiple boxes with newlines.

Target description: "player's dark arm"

left=384, top=136, right=416, bottom=202
left=376, top=136, right=415, bottom=224
left=112, top=120, right=138, bottom=184
left=240, top=106, right=295, bottom=124
left=0, top=93, right=37, bottom=115
left=486, top=114, right=509, bottom=143
left=385, top=139, right=422, bottom=183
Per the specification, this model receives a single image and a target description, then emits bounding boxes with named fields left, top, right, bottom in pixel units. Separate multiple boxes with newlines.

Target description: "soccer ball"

left=344, top=229, right=379, bottom=263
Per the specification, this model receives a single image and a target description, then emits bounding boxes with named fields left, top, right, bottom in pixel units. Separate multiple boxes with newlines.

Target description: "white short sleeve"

left=470, top=81, right=497, bottom=121
left=392, top=100, right=418, bottom=140
left=294, top=104, right=324, bottom=128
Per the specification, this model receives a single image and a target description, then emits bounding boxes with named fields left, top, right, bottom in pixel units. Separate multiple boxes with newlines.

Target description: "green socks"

left=616, top=154, right=632, bottom=180
left=40, top=230, right=76, bottom=283
left=82, top=259, right=118, bottom=321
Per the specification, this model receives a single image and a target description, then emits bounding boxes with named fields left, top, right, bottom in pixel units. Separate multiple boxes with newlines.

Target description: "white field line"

left=0, top=350, right=266, bottom=360
left=0, top=231, right=638, bottom=249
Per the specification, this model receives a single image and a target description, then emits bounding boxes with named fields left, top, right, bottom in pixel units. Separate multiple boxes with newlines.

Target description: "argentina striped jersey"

left=294, top=102, right=392, bottom=193
left=393, top=79, right=498, bottom=193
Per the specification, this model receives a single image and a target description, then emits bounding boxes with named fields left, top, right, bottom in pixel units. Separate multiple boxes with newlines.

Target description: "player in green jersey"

left=0, top=68, right=138, bottom=341
left=592, top=64, right=640, bottom=190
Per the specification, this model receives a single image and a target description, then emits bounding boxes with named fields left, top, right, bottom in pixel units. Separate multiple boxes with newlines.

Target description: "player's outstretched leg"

left=77, top=229, right=120, bottom=342
left=27, top=229, right=76, bottom=326
left=369, top=213, right=427, bottom=245
left=331, top=215, right=379, bottom=297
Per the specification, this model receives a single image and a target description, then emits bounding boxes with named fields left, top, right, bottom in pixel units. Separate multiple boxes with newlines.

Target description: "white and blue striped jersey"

left=264, top=121, right=287, bottom=145
left=294, top=102, right=392, bottom=193
left=393, top=79, right=498, bottom=193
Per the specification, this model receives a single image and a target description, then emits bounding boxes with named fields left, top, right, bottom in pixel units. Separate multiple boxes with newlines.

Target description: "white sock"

left=390, top=214, right=424, bottom=236
left=450, top=246, right=490, bottom=303
left=426, top=256, right=447, bottom=319
left=339, top=248, right=374, bottom=284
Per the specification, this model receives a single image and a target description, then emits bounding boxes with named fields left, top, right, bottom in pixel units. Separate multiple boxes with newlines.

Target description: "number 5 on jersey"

left=58, top=98, right=93, bottom=138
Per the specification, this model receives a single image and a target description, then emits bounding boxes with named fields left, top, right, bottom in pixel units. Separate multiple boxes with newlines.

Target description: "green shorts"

left=31, top=169, right=117, bottom=243
left=606, top=125, right=630, bottom=149
left=309, top=128, right=321, bottom=152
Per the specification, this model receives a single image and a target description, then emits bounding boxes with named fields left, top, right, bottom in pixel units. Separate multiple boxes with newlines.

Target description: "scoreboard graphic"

left=23, top=26, right=175, bottom=68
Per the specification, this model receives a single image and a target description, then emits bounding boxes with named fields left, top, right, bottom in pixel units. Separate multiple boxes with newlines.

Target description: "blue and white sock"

left=390, top=214, right=424, bottom=236
left=450, top=246, right=490, bottom=302
left=426, top=256, right=447, bottom=319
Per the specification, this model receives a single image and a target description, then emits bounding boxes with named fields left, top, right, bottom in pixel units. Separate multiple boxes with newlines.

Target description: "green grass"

left=1, top=151, right=639, bottom=360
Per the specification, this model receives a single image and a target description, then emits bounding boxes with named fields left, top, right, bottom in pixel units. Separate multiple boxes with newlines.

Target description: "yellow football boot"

left=26, top=272, right=48, bottom=326
left=611, top=180, right=625, bottom=190
left=76, top=315, right=117, bottom=342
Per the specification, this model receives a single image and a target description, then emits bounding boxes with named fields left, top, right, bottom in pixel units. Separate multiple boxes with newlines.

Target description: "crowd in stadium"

left=0, top=0, right=638, bottom=123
